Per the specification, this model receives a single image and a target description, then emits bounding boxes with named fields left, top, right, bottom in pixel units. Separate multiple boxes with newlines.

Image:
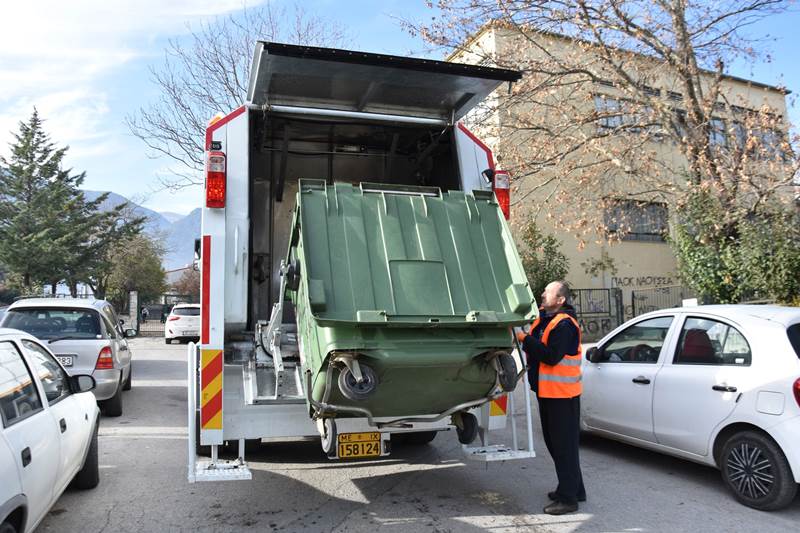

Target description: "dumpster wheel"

left=494, top=351, right=518, bottom=392
left=320, top=418, right=337, bottom=457
left=453, top=411, right=478, bottom=444
left=338, top=363, right=379, bottom=401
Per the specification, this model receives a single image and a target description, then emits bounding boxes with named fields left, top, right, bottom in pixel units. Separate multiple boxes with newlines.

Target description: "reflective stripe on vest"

left=538, top=313, right=583, bottom=398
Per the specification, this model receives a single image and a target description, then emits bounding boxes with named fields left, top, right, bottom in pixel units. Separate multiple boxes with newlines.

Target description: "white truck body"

left=189, top=43, right=534, bottom=482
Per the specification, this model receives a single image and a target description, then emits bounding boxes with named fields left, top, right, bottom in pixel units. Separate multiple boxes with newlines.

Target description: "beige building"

left=449, top=25, right=791, bottom=323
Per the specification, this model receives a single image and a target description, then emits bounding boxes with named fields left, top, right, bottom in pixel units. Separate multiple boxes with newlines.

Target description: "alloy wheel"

left=726, top=442, right=774, bottom=500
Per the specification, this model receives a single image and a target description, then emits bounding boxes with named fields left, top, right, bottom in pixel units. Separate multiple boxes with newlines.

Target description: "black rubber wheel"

left=122, top=362, right=132, bottom=391
left=495, top=351, right=518, bottom=392
left=337, top=363, right=379, bottom=402
left=101, top=378, right=123, bottom=417
left=720, top=430, right=797, bottom=511
left=165, top=338, right=171, bottom=345
left=0, top=521, right=17, bottom=533
left=320, top=418, right=337, bottom=457
left=286, top=259, right=301, bottom=291
left=455, top=412, right=478, bottom=445
left=72, top=423, right=99, bottom=489
left=394, top=431, right=438, bottom=446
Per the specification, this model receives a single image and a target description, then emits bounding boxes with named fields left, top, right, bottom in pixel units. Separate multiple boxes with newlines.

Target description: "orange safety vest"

left=529, top=313, right=582, bottom=398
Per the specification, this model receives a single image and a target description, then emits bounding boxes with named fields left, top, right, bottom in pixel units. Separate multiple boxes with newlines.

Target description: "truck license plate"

left=56, top=356, right=73, bottom=367
left=337, top=432, right=381, bottom=459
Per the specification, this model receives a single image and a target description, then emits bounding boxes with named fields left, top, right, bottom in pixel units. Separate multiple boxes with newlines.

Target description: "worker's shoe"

left=543, top=501, right=579, bottom=515
left=548, top=491, right=586, bottom=502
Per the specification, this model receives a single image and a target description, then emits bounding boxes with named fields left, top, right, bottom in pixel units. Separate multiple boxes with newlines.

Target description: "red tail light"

left=95, top=346, right=114, bottom=370
left=206, top=151, right=226, bottom=208
left=168, top=315, right=181, bottom=321
left=794, top=378, right=800, bottom=408
left=493, top=170, right=510, bottom=220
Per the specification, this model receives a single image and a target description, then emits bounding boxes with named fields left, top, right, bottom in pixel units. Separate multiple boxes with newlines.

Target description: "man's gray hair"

left=555, top=280, right=572, bottom=305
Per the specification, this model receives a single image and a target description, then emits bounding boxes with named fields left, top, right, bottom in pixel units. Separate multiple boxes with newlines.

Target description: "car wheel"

left=394, top=431, right=437, bottom=446
left=0, top=521, right=18, bottom=533
left=72, top=424, right=100, bottom=489
left=122, top=362, right=132, bottom=391
left=101, top=379, right=124, bottom=417
left=720, top=430, right=797, bottom=511
left=165, top=338, right=171, bottom=345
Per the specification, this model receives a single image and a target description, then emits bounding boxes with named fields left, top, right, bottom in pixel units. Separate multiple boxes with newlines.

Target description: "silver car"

left=0, top=298, right=135, bottom=417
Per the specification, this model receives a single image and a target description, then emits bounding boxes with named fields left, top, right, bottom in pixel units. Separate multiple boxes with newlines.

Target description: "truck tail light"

left=169, top=316, right=181, bottom=321
left=206, top=151, right=226, bottom=208
left=96, top=346, right=114, bottom=370
left=493, top=170, right=511, bottom=220
left=794, top=378, right=800, bottom=408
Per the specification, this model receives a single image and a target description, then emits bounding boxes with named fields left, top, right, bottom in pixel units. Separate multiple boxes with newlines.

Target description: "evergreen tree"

left=0, top=109, right=85, bottom=290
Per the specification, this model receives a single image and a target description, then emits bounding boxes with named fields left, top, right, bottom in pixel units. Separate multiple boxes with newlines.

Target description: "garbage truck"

left=188, top=42, right=539, bottom=482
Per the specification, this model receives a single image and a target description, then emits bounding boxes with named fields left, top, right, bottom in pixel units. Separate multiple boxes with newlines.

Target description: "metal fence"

left=630, top=285, right=696, bottom=318
left=571, top=288, right=625, bottom=343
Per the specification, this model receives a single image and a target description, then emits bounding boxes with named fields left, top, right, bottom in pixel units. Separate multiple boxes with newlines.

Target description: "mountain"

left=82, top=190, right=201, bottom=270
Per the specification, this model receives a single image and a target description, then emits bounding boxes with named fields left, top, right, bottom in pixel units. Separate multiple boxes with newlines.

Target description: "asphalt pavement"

left=37, top=337, right=800, bottom=532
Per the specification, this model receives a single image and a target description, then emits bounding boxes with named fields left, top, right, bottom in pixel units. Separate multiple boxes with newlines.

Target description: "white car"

left=582, top=305, right=800, bottom=511
left=164, top=304, right=200, bottom=344
left=1, top=329, right=100, bottom=533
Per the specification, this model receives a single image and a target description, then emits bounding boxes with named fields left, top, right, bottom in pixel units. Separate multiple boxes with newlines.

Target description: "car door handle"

left=632, top=376, right=651, bottom=385
left=712, top=384, right=737, bottom=393
left=60, top=418, right=67, bottom=433
left=21, top=447, right=31, bottom=467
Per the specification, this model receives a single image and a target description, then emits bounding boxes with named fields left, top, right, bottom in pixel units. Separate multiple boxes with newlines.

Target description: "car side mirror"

left=587, top=346, right=604, bottom=363
left=71, top=374, right=96, bottom=393
left=124, top=329, right=137, bottom=338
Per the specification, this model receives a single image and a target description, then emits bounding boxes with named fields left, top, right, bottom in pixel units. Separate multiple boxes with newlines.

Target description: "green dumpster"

left=286, top=180, right=537, bottom=422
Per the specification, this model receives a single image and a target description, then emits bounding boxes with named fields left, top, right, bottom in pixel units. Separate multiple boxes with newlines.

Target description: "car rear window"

left=2, top=308, right=102, bottom=340
left=788, top=324, right=800, bottom=359
left=173, top=307, right=200, bottom=317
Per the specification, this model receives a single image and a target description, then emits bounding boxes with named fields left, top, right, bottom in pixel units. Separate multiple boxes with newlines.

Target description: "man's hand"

left=515, top=325, right=530, bottom=343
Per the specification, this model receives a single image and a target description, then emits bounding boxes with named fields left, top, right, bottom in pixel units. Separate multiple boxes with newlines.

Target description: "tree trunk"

left=69, top=281, right=78, bottom=298
left=51, top=281, right=58, bottom=297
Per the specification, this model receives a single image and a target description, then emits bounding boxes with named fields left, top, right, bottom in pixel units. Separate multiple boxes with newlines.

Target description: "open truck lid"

left=290, top=181, right=536, bottom=327
left=247, top=42, right=521, bottom=121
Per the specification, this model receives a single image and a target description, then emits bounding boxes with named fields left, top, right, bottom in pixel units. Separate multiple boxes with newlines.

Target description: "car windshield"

left=173, top=307, right=200, bottom=317
left=788, top=324, right=800, bottom=359
left=2, top=308, right=102, bottom=340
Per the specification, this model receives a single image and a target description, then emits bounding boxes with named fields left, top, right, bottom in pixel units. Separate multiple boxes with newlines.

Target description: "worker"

left=517, top=280, right=586, bottom=515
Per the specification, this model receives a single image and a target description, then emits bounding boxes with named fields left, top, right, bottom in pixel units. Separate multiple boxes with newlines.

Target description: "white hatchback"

left=164, top=304, right=201, bottom=344
left=582, top=305, right=800, bottom=511
left=0, top=329, right=100, bottom=533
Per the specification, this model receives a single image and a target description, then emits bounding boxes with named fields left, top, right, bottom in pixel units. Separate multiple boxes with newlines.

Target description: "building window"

left=604, top=200, right=668, bottom=242
left=594, top=95, right=624, bottom=129
left=709, top=117, right=727, bottom=147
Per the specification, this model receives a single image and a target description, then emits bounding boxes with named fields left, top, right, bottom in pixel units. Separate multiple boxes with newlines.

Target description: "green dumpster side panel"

left=295, top=180, right=536, bottom=327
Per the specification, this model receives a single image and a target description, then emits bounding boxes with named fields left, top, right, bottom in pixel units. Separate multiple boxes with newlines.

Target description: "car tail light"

left=95, top=346, right=113, bottom=370
left=206, top=151, right=226, bottom=208
left=794, top=378, right=800, bottom=408
left=493, top=170, right=510, bottom=220
left=168, top=316, right=181, bottom=321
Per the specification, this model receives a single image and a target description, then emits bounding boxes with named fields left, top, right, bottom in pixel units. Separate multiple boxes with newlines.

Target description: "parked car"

left=164, top=304, right=200, bottom=344
left=1, top=328, right=100, bottom=533
left=582, top=305, right=800, bottom=510
left=0, top=299, right=135, bottom=417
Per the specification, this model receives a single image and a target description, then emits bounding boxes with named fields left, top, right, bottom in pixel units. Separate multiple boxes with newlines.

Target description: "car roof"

left=8, top=298, right=105, bottom=311
left=639, top=304, right=800, bottom=327
left=172, top=303, right=200, bottom=308
left=0, top=327, right=41, bottom=342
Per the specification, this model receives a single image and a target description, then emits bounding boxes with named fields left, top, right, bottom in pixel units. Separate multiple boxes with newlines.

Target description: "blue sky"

left=1, top=1, right=798, bottom=215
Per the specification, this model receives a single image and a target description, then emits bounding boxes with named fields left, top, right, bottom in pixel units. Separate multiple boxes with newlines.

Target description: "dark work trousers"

left=538, top=395, right=586, bottom=504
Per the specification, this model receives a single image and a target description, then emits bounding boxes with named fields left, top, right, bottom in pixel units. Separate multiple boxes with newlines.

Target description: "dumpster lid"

left=247, top=42, right=521, bottom=121
left=291, top=180, right=536, bottom=327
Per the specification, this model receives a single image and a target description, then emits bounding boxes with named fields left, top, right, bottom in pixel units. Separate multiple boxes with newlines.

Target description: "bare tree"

left=405, top=1, right=799, bottom=244
left=127, top=4, right=348, bottom=188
